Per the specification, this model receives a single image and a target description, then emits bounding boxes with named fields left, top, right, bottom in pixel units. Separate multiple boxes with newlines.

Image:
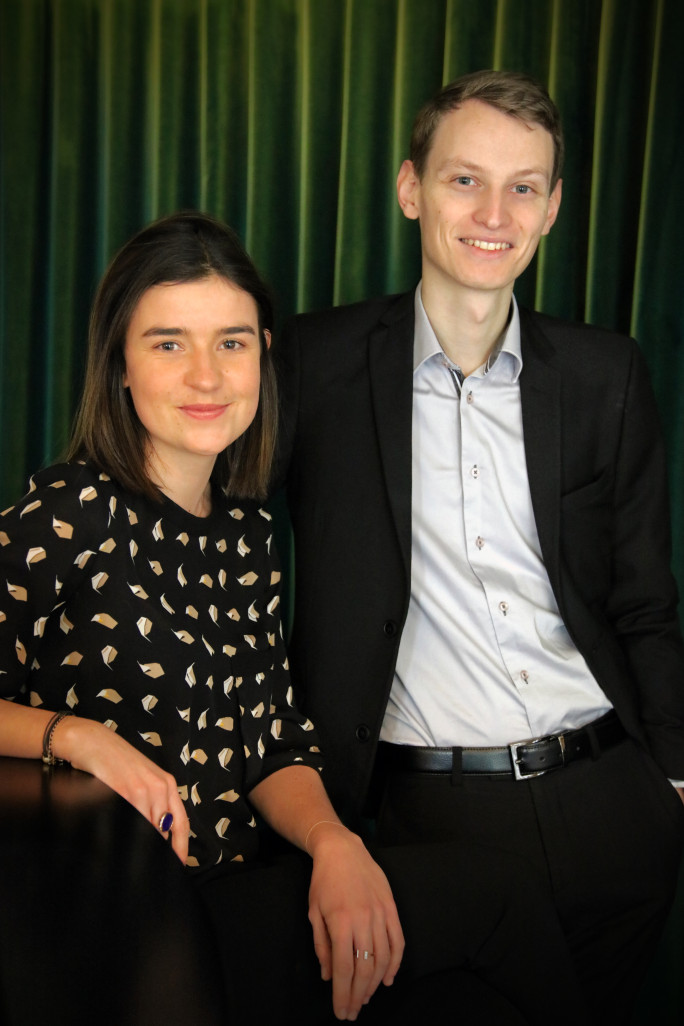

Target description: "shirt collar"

left=413, top=282, right=523, bottom=382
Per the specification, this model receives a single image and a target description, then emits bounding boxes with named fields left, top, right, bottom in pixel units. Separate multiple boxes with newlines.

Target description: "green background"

left=1, top=1, right=683, bottom=1018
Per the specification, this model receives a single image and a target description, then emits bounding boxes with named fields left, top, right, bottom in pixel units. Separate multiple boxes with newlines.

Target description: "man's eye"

left=514, top=184, right=532, bottom=194
left=455, top=176, right=474, bottom=186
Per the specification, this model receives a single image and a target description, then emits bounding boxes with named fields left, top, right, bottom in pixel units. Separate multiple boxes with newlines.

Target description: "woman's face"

left=123, top=275, right=267, bottom=480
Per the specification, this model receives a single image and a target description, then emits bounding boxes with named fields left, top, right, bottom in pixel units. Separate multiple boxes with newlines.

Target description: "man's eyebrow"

left=141, top=324, right=257, bottom=337
left=439, top=159, right=550, bottom=181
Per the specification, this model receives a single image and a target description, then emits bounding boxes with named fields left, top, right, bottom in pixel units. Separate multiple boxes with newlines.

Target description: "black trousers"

left=374, top=736, right=684, bottom=1024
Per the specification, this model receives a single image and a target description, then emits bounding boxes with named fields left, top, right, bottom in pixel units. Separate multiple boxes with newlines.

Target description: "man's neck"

left=421, top=279, right=514, bottom=375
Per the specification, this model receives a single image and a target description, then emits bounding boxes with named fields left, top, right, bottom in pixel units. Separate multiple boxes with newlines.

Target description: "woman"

left=0, top=211, right=586, bottom=1026
left=0, top=211, right=402, bottom=1023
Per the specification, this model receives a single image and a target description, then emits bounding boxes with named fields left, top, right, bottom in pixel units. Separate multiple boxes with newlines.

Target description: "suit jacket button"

left=383, top=620, right=397, bottom=637
left=355, top=724, right=371, bottom=742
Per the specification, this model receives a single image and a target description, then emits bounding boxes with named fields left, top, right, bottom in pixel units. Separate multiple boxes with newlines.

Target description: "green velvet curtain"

left=1, top=0, right=684, bottom=1018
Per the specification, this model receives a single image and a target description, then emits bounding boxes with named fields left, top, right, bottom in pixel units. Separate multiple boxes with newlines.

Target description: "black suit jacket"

left=275, top=291, right=684, bottom=822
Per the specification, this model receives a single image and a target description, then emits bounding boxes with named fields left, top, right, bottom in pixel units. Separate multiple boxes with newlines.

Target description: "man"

left=275, top=70, right=684, bottom=1019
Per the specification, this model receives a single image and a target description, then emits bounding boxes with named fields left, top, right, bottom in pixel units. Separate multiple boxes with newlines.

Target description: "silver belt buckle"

left=509, top=733, right=565, bottom=781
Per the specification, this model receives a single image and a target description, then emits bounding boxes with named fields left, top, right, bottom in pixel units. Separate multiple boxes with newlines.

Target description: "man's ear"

left=397, top=160, right=421, bottom=221
left=542, top=178, right=562, bottom=236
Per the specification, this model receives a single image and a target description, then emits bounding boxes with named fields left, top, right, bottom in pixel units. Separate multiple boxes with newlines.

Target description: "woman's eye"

left=222, top=339, right=242, bottom=350
left=156, top=340, right=180, bottom=351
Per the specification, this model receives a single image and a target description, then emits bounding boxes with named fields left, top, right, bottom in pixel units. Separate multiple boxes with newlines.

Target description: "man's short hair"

left=410, top=69, right=564, bottom=190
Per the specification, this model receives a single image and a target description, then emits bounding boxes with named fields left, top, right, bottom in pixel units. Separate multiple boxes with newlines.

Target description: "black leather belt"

left=380, top=711, right=625, bottom=781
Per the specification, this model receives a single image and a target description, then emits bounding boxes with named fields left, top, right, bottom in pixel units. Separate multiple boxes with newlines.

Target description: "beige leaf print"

left=66, top=686, right=78, bottom=709
left=15, top=638, right=27, bottom=664
left=248, top=601, right=259, bottom=622
left=223, top=677, right=234, bottom=695
left=101, top=645, right=117, bottom=667
left=191, top=782, right=202, bottom=803
left=215, top=817, right=230, bottom=837
left=174, top=629, right=194, bottom=645
left=218, top=569, right=227, bottom=589
left=209, top=604, right=219, bottom=624
left=244, top=635, right=257, bottom=649
left=129, top=540, right=138, bottom=558
left=74, top=550, right=95, bottom=569
left=127, top=508, right=138, bottom=525
left=79, top=486, right=97, bottom=504
left=0, top=610, right=6, bottom=624
left=92, top=613, right=117, bottom=629
left=186, top=605, right=199, bottom=619
left=108, top=496, right=116, bottom=519
left=215, top=790, right=239, bottom=803
left=0, top=531, right=10, bottom=546
left=153, top=520, right=164, bottom=541
left=200, top=573, right=213, bottom=588
left=258, top=508, right=272, bottom=521
left=97, top=688, right=123, bottom=703
left=218, top=747, right=234, bottom=768
left=33, top=616, right=48, bottom=638
left=176, top=532, right=189, bottom=546
left=142, top=694, right=158, bottom=712
left=271, top=719, right=283, bottom=740
left=216, top=716, right=234, bottom=731
left=61, top=651, right=83, bottom=666
left=181, top=742, right=190, bottom=765
left=238, top=572, right=258, bottom=586
left=257, top=736, right=266, bottom=758
left=177, top=564, right=187, bottom=586
left=99, top=537, right=116, bottom=553
left=185, top=664, right=196, bottom=686
left=60, top=610, right=74, bottom=634
left=139, top=662, right=164, bottom=678
left=216, top=539, right=227, bottom=553
left=202, top=636, right=215, bottom=656
left=29, top=691, right=41, bottom=706
left=223, top=644, right=237, bottom=657
left=267, top=595, right=280, bottom=614
left=129, top=583, right=149, bottom=599
left=149, top=560, right=163, bottom=576
left=251, top=702, right=265, bottom=719
left=197, top=709, right=208, bottom=729
left=227, top=608, right=240, bottom=621
left=205, top=675, right=214, bottom=689
left=136, top=616, right=152, bottom=638
left=177, top=784, right=189, bottom=801
left=199, top=536, right=207, bottom=553
left=229, top=508, right=245, bottom=520
left=20, top=500, right=42, bottom=518
left=160, top=593, right=174, bottom=614
left=191, top=748, right=208, bottom=765
left=8, top=582, right=28, bottom=602
left=52, top=517, right=73, bottom=539
left=270, top=570, right=281, bottom=585
left=237, top=535, right=251, bottom=556
left=301, top=718, right=315, bottom=732
left=177, top=707, right=191, bottom=722
left=91, top=572, right=109, bottom=592
left=140, top=731, right=162, bottom=747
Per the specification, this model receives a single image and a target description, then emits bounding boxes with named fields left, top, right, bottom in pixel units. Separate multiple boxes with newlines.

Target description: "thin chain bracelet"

left=41, top=710, right=74, bottom=766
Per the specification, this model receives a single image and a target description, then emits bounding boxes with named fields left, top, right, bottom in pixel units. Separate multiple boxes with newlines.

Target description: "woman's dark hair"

left=66, top=211, right=276, bottom=500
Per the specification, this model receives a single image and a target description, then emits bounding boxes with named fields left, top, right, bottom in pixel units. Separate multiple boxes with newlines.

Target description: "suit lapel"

left=519, top=309, right=562, bottom=591
left=368, top=293, right=415, bottom=576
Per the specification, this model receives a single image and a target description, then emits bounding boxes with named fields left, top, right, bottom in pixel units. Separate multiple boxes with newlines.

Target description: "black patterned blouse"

left=0, top=462, right=321, bottom=869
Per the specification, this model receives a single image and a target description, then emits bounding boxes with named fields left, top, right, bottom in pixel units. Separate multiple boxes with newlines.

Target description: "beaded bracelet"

left=41, top=710, right=73, bottom=766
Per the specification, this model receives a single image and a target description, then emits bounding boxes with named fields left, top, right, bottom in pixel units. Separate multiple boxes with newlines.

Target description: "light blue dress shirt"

left=381, top=286, right=613, bottom=748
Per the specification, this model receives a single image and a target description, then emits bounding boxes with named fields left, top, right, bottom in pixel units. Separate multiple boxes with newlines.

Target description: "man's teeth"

left=462, top=239, right=512, bottom=250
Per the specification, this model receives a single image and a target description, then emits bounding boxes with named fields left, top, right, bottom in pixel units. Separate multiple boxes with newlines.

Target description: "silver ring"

left=158, top=812, right=173, bottom=832
left=355, top=950, right=374, bottom=960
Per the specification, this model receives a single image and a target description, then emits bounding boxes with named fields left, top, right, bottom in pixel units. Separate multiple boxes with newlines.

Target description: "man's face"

left=397, top=99, right=562, bottom=298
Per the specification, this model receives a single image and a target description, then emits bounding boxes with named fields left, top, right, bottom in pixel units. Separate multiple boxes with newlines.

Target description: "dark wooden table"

left=0, top=757, right=224, bottom=1026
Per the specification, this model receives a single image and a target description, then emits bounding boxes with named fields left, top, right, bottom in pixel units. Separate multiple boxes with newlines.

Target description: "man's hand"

left=307, top=823, right=404, bottom=1021
left=677, top=785, right=684, bottom=806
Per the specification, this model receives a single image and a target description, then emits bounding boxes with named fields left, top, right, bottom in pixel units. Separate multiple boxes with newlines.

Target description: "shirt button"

left=520, top=670, right=530, bottom=683
left=476, top=536, right=485, bottom=549
left=383, top=620, right=398, bottom=638
left=355, top=724, right=371, bottom=742
left=499, top=601, right=509, bottom=615
left=466, top=392, right=474, bottom=404
left=470, top=465, right=479, bottom=478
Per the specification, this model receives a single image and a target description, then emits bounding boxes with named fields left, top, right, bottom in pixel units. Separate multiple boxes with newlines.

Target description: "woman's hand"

left=307, top=823, right=404, bottom=1021
left=56, top=715, right=190, bottom=863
